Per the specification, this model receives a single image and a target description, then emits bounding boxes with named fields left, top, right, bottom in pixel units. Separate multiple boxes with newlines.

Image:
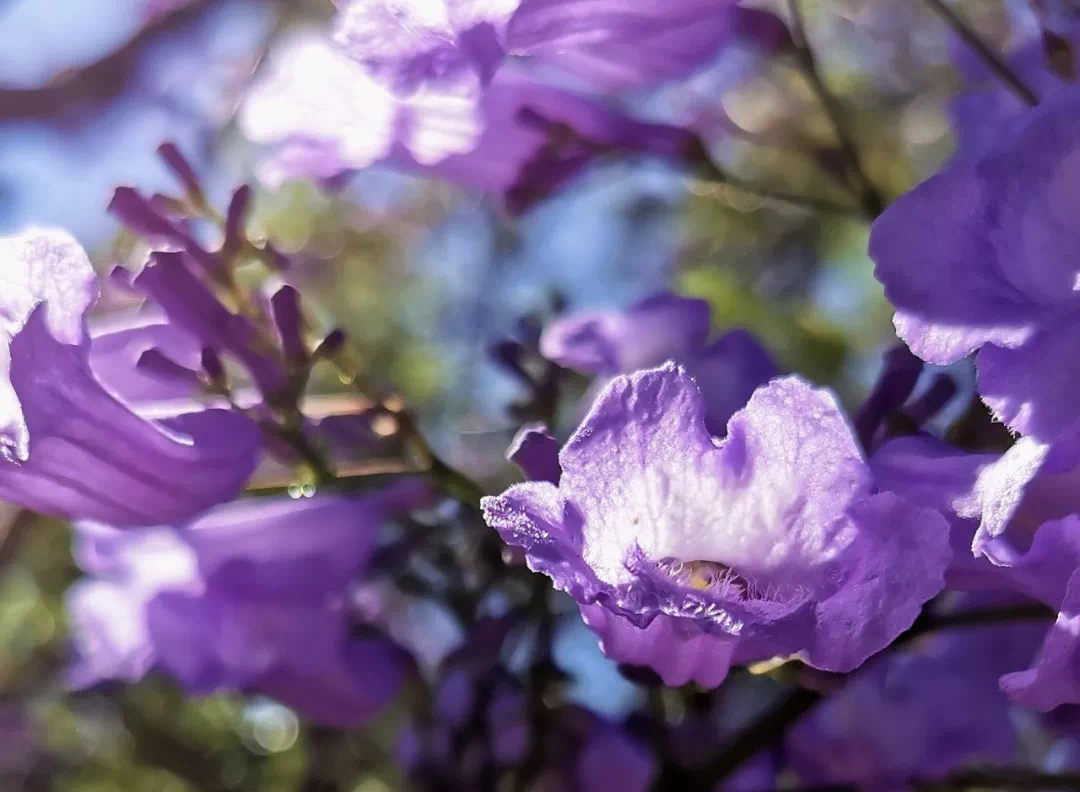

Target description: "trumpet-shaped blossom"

left=950, top=427, right=1080, bottom=710
left=67, top=482, right=428, bottom=726
left=872, top=430, right=1080, bottom=712
left=870, top=83, right=1080, bottom=442
left=540, top=293, right=778, bottom=435
left=334, top=0, right=748, bottom=96
left=333, top=0, right=516, bottom=95
left=241, top=32, right=701, bottom=210
left=0, top=228, right=258, bottom=527
left=483, top=364, right=950, bottom=686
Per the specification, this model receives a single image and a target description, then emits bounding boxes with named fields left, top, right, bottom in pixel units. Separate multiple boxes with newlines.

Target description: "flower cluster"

left=0, top=148, right=435, bottom=729
left=10, top=1, right=1080, bottom=790
left=239, top=0, right=789, bottom=210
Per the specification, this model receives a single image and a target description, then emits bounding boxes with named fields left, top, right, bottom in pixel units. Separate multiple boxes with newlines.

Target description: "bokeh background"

left=0, top=0, right=1041, bottom=789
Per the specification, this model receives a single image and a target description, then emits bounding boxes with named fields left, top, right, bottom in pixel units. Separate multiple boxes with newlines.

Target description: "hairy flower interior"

left=660, top=559, right=753, bottom=600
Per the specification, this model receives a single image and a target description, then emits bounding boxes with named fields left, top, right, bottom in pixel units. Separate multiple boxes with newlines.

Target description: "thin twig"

left=689, top=172, right=865, bottom=217
left=787, top=0, right=885, bottom=218
left=923, top=0, right=1040, bottom=106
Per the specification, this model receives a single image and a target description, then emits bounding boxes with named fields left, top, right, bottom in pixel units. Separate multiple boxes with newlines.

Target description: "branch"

left=686, top=686, right=822, bottom=791
left=689, top=172, right=866, bottom=217
left=0, top=0, right=217, bottom=120
left=896, top=601, right=1054, bottom=648
left=787, top=0, right=885, bottom=218
left=923, top=0, right=1040, bottom=107
left=918, top=767, right=1080, bottom=791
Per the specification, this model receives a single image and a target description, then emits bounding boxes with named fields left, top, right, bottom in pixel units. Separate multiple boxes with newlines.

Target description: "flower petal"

left=0, top=307, right=260, bottom=526
left=579, top=603, right=736, bottom=687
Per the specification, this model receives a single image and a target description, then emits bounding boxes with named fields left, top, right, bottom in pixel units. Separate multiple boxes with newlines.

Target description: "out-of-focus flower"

left=540, top=293, right=777, bottom=435
left=787, top=597, right=1043, bottom=790
left=950, top=6, right=1080, bottom=155
left=870, top=83, right=1080, bottom=443
left=334, top=0, right=516, bottom=95
left=334, top=0, right=750, bottom=96
left=398, top=614, right=533, bottom=787
left=241, top=31, right=703, bottom=211
left=507, top=423, right=561, bottom=484
left=483, top=364, right=950, bottom=686
left=872, top=428, right=1080, bottom=712
left=239, top=31, right=483, bottom=186
left=0, top=228, right=259, bottom=526
left=402, top=684, right=656, bottom=792
left=67, top=481, right=428, bottom=726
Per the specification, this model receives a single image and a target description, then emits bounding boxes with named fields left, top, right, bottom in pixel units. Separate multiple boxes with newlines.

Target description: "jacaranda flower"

left=873, top=430, right=1080, bottom=712
left=539, top=293, right=777, bottom=435
left=483, top=364, right=950, bottom=686
left=787, top=597, right=1043, bottom=790
left=871, top=83, right=1080, bottom=443
left=0, top=228, right=259, bottom=527
left=241, top=32, right=703, bottom=211
left=333, top=0, right=745, bottom=96
left=67, top=481, right=428, bottom=726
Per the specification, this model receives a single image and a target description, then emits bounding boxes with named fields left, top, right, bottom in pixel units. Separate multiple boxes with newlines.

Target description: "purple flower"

left=572, top=714, right=656, bottom=792
left=67, top=481, right=427, bottom=726
left=482, top=364, right=950, bottom=686
left=241, top=33, right=701, bottom=208
left=955, top=431, right=1080, bottom=710
left=333, top=0, right=514, bottom=94
left=950, top=12, right=1080, bottom=156
left=86, top=312, right=203, bottom=407
left=506, top=0, right=751, bottom=91
left=869, top=435, right=1003, bottom=592
left=240, top=32, right=483, bottom=182
left=873, top=430, right=1080, bottom=712
left=993, top=518, right=1080, bottom=710
left=398, top=616, right=532, bottom=785
left=0, top=228, right=258, bottom=527
left=540, top=293, right=778, bottom=435
left=787, top=599, right=1042, bottom=790
left=870, top=83, right=1080, bottom=442
left=334, top=0, right=744, bottom=96
left=131, top=251, right=288, bottom=399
